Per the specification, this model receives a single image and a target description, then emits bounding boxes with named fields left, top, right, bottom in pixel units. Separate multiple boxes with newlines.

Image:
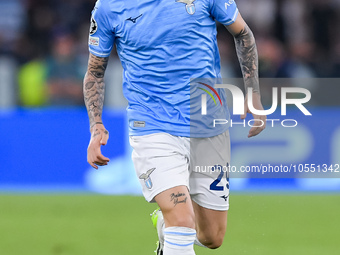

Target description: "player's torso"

left=98, top=0, right=229, bottom=137
left=111, top=0, right=214, bottom=49
left=107, top=0, right=219, bottom=80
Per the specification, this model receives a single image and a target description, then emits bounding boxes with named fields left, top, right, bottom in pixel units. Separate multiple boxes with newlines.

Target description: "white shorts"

left=129, top=131, right=230, bottom=211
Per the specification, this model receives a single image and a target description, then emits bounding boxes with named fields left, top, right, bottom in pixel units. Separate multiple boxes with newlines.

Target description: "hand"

left=87, top=123, right=110, bottom=169
left=241, top=92, right=266, bottom=138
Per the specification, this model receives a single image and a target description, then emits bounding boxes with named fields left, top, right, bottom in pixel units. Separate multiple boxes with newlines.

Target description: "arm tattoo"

left=83, top=54, right=109, bottom=129
left=234, top=24, right=260, bottom=94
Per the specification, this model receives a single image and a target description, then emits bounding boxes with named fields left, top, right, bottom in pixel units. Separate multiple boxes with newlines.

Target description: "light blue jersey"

left=89, top=0, right=239, bottom=138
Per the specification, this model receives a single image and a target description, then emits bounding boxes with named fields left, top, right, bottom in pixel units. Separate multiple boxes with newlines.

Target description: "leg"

left=193, top=202, right=228, bottom=249
left=154, top=185, right=195, bottom=228
left=189, top=131, right=231, bottom=249
left=130, top=133, right=196, bottom=255
left=155, top=186, right=197, bottom=255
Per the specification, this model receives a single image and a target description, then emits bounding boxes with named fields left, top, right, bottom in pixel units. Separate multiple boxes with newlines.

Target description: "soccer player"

left=84, top=1, right=266, bottom=255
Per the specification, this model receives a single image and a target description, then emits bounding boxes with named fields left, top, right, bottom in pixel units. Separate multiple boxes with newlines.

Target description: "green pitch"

left=0, top=194, right=339, bottom=255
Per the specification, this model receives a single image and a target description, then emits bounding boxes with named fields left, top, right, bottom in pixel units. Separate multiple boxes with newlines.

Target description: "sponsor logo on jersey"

left=126, top=14, right=143, bottom=23
left=176, top=0, right=196, bottom=15
left=225, top=0, right=235, bottom=10
left=139, top=168, right=156, bottom=190
left=89, top=16, right=98, bottom=35
left=89, top=36, right=100, bottom=46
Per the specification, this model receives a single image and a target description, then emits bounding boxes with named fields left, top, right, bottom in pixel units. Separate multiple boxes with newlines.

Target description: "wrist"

left=90, top=121, right=104, bottom=132
left=245, top=91, right=261, bottom=97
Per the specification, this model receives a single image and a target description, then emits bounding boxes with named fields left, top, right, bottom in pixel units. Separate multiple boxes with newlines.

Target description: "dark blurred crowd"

left=0, top=0, right=339, bottom=107
left=223, top=0, right=340, bottom=79
left=0, top=0, right=94, bottom=107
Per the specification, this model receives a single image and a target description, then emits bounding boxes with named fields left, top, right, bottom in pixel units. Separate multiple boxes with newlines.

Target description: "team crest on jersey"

left=176, top=0, right=196, bottom=15
left=89, top=16, right=98, bottom=35
left=139, top=168, right=156, bottom=190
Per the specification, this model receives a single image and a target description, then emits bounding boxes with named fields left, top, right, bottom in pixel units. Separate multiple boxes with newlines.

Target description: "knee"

left=199, top=232, right=225, bottom=249
left=205, top=237, right=224, bottom=249
left=161, top=205, right=196, bottom=229
left=204, top=237, right=224, bottom=249
left=170, top=212, right=195, bottom=229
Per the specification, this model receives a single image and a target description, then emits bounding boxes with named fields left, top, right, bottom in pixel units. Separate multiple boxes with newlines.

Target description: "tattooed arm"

left=233, top=24, right=259, bottom=94
left=226, top=14, right=266, bottom=138
left=84, top=53, right=110, bottom=168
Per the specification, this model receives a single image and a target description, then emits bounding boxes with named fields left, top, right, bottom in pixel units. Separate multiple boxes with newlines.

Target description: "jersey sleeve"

left=88, top=0, right=115, bottom=58
left=210, top=0, right=239, bottom=26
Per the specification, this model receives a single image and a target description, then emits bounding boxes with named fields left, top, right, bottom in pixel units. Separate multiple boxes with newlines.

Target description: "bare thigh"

left=155, top=185, right=195, bottom=229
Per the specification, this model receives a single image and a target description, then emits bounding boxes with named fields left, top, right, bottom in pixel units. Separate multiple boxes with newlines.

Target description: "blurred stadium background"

left=0, top=0, right=339, bottom=254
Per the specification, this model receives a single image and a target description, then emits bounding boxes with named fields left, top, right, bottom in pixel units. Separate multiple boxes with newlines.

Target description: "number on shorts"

left=209, top=164, right=230, bottom=191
